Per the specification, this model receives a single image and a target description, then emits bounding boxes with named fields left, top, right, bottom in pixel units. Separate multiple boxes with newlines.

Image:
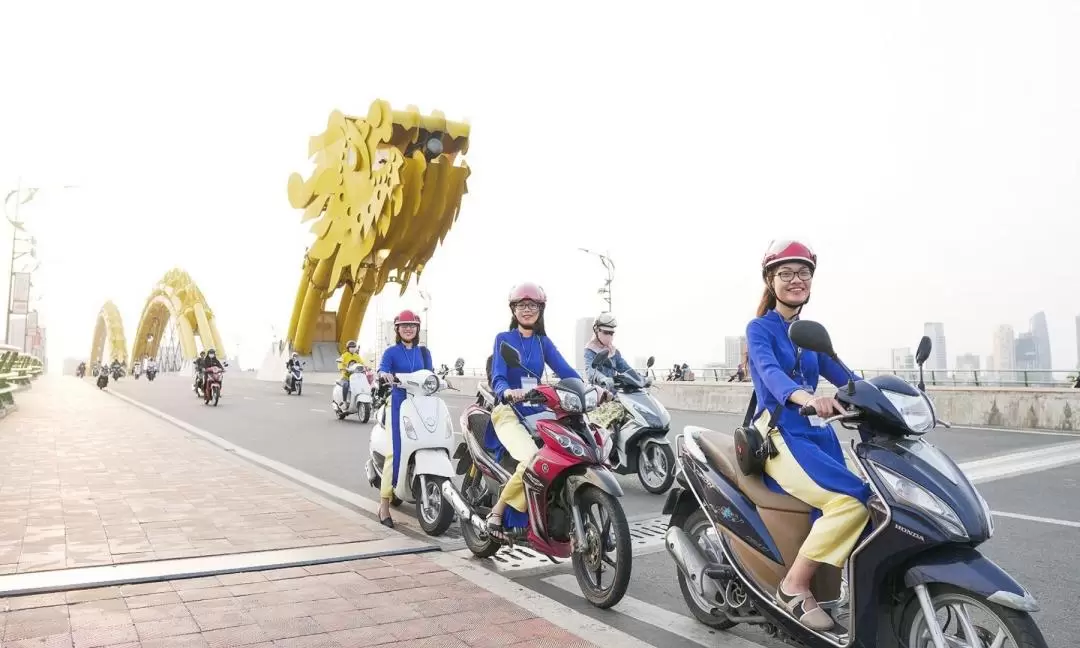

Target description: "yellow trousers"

left=764, top=433, right=869, bottom=568
left=492, top=404, right=538, bottom=512
left=380, top=451, right=395, bottom=499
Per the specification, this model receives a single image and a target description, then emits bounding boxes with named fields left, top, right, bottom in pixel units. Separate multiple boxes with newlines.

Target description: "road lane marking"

left=960, top=441, right=1080, bottom=483
left=991, top=511, right=1080, bottom=529
left=543, top=574, right=760, bottom=647
left=310, top=408, right=327, bottom=413
left=428, top=553, right=659, bottom=648
left=243, top=396, right=256, bottom=400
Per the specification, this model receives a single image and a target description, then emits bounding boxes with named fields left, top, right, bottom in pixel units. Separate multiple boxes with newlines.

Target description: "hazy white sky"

left=2, top=0, right=1079, bottom=372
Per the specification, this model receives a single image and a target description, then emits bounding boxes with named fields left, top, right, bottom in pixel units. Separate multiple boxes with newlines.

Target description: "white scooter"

left=364, top=369, right=457, bottom=536
left=331, top=360, right=373, bottom=422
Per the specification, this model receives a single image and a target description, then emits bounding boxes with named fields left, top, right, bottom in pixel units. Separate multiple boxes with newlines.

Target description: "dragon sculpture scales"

left=285, top=99, right=471, bottom=354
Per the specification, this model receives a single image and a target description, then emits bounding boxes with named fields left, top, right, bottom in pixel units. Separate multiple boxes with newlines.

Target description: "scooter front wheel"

left=637, top=441, right=676, bottom=494
left=358, top=403, right=371, bottom=423
left=900, top=584, right=1047, bottom=648
left=571, top=486, right=632, bottom=609
left=415, top=476, right=454, bottom=536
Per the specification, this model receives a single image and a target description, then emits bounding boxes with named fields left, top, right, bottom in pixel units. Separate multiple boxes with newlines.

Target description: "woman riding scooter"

left=486, top=282, right=580, bottom=540
left=375, top=310, right=433, bottom=528
left=747, top=239, right=869, bottom=632
left=583, top=312, right=650, bottom=429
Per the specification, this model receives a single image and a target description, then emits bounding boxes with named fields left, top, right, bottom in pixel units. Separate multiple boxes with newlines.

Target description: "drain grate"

left=455, top=515, right=670, bottom=575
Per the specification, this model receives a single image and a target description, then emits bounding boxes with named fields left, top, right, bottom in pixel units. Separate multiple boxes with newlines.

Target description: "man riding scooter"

left=583, top=313, right=646, bottom=431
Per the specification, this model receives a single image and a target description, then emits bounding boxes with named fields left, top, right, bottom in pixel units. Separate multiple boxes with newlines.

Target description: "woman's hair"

left=756, top=270, right=778, bottom=317
left=508, top=310, right=547, bottom=337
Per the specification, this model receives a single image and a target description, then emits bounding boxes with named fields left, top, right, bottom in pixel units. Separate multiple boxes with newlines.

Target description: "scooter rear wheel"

left=459, top=469, right=500, bottom=558
left=675, top=509, right=738, bottom=629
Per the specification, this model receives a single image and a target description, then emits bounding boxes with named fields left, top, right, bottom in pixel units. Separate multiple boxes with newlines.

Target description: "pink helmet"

left=761, top=240, right=817, bottom=277
left=508, top=282, right=547, bottom=306
left=393, top=309, right=421, bottom=327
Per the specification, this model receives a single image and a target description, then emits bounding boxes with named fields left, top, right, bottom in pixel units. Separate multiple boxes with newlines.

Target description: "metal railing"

left=446, top=366, right=1080, bottom=388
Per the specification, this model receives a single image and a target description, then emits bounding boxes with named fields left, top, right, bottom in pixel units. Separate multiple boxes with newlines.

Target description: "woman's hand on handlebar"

left=799, top=396, right=845, bottom=418
left=503, top=388, right=530, bottom=403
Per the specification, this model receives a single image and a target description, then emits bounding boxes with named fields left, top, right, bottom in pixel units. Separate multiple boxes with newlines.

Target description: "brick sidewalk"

left=0, top=377, right=602, bottom=647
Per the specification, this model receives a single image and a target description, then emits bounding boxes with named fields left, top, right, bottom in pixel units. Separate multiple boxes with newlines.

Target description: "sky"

left=2, top=0, right=1079, bottom=374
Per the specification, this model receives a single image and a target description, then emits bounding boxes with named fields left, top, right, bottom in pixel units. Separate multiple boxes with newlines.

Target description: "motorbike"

left=202, top=366, right=224, bottom=406
left=364, top=369, right=457, bottom=536
left=146, top=364, right=157, bottom=381
left=76, top=365, right=86, bottom=378
left=283, top=363, right=304, bottom=395
left=663, top=320, right=1046, bottom=648
left=96, top=368, right=109, bottom=389
left=331, top=359, right=373, bottom=422
left=591, top=355, right=676, bottom=494
left=442, top=342, right=633, bottom=609
left=111, top=366, right=123, bottom=381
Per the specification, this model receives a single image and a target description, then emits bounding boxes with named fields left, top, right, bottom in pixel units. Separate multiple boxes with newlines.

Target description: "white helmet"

left=594, top=312, right=617, bottom=330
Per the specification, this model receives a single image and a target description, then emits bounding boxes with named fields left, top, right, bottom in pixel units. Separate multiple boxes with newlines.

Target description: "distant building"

left=724, top=336, right=747, bottom=369
left=923, top=323, right=947, bottom=371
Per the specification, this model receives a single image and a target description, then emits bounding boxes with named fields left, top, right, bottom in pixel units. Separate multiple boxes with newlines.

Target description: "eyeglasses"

left=398, top=324, right=419, bottom=330
left=598, top=329, right=615, bottom=336
left=513, top=301, right=540, bottom=313
left=776, top=268, right=813, bottom=283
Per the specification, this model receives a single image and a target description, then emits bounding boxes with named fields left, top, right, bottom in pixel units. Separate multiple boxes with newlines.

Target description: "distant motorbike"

left=283, top=363, right=304, bottom=395
left=202, top=366, right=224, bottom=406
left=96, top=370, right=109, bottom=389
left=331, top=360, right=373, bottom=422
left=146, top=364, right=157, bottom=381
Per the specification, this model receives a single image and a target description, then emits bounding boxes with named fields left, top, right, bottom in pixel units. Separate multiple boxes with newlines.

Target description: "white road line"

left=274, top=402, right=285, bottom=406
left=959, top=441, right=1080, bottom=483
left=991, top=511, right=1080, bottom=529
left=310, top=408, right=327, bottom=413
left=429, top=553, right=659, bottom=648
left=543, top=574, right=760, bottom=648
left=243, top=396, right=256, bottom=400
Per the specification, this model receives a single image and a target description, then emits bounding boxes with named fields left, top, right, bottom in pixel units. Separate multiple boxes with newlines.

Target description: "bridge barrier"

left=0, top=345, right=44, bottom=417
left=256, top=370, right=1079, bottom=431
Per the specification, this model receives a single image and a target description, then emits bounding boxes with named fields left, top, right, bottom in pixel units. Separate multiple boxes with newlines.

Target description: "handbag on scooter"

left=733, top=348, right=802, bottom=476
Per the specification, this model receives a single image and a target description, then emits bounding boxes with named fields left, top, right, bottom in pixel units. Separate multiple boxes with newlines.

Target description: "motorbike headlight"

left=422, top=375, right=439, bottom=396
left=882, top=390, right=935, bottom=433
left=556, top=389, right=582, bottom=413
left=553, top=431, right=586, bottom=457
left=402, top=416, right=418, bottom=441
left=871, top=462, right=967, bottom=539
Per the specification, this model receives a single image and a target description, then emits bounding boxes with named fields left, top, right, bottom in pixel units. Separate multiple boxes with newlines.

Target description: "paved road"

left=104, top=371, right=1080, bottom=648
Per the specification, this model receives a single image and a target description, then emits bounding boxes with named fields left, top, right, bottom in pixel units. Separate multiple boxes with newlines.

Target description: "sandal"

left=486, top=511, right=508, bottom=542
left=378, top=510, right=394, bottom=529
left=776, top=581, right=834, bottom=632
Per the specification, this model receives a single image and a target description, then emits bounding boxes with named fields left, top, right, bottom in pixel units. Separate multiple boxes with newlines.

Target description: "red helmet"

left=394, top=309, right=421, bottom=326
left=761, top=240, right=817, bottom=277
left=508, top=282, right=547, bottom=306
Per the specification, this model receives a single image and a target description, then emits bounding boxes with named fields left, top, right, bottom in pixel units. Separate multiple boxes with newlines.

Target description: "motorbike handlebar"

left=500, top=389, right=545, bottom=406
left=799, top=404, right=816, bottom=416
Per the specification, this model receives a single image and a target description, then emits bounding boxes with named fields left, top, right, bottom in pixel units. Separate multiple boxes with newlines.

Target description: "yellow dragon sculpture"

left=285, top=99, right=471, bottom=354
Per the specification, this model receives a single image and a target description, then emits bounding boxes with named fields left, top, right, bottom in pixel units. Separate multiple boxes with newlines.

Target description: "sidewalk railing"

left=0, top=344, right=44, bottom=415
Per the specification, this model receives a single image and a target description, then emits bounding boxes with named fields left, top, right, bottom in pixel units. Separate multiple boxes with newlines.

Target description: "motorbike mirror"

left=915, top=336, right=932, bottom=366
left=499, top=341, right=522, bottom=369
left=788, top=320, right=835, bottom=357
left=591, top=349, right=610, bottom=368
left=646, top=356, right=655, bottom=368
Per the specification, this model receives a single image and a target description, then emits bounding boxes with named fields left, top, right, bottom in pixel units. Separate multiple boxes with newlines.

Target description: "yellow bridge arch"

left=90, top=301, right=128, bottom=366
left=130, top=268, right=226, bottom=367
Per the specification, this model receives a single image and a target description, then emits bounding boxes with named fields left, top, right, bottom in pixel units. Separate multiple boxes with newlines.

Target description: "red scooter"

left=202, top=366, right=224, bottom=406
left=441, top=343, right=632, bottom=609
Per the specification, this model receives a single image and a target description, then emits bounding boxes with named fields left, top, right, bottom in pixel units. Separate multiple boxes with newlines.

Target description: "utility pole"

left=578, top=248, right=615, bottom=312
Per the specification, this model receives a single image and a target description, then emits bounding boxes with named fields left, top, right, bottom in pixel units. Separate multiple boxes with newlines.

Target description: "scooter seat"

left=691, top=428, right=811, bottom=514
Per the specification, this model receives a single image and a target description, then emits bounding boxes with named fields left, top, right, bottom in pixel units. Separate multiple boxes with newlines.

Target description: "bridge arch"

left=90, top=301, right=128, bottom=366
left=130, top=268, right=226, bottom=367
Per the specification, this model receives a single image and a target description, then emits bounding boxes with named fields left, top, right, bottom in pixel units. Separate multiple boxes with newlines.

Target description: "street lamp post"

left=418, top=289, right=432, bottom=347
left=578, top=248, right=615, bottom=312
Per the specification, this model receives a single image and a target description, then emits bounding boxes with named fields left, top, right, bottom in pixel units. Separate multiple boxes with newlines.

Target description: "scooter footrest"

left=704, top=564, right=734, bottom=579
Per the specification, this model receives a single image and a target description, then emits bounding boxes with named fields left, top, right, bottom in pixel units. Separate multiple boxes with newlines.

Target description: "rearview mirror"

left=499, top=342, right=522, bottom=369
left=788, top=320, right=835, bottom=357
left=915, top=336, right=932, bottom=366
left=646, top=356, right=655, bottom=368
left=592, top=349, right=610, bottom=368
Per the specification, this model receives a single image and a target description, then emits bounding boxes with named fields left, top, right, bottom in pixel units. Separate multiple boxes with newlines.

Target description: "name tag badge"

left=807, top=415, right=826, bottom=428
left=521, top=377, right=538, bottom=391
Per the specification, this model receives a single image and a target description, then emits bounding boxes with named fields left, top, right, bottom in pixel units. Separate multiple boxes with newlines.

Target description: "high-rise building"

left=992, top=325, right=1015, bottom=372
left=956, top=354, right=980, bottom=371
left=890, top=347, right=915, bottom=381
left=725, top=336, right=747, bottom=368
left=923, top=323, right=947, bottom=371
left=1014, top=332, right=1038, bottom=384
left=574, top=317, right=594, bottom=376
left=1029, top=311, right=1052, bottom=371
left=1075, top=315, right=1080, bottom=369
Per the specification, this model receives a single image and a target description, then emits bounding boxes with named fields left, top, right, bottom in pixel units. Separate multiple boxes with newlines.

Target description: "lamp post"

left=578, top=248, right=615, bottom=312
left=4, top=181, right=78, bottom=348
left=418, top=289, right=432, bottom=347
